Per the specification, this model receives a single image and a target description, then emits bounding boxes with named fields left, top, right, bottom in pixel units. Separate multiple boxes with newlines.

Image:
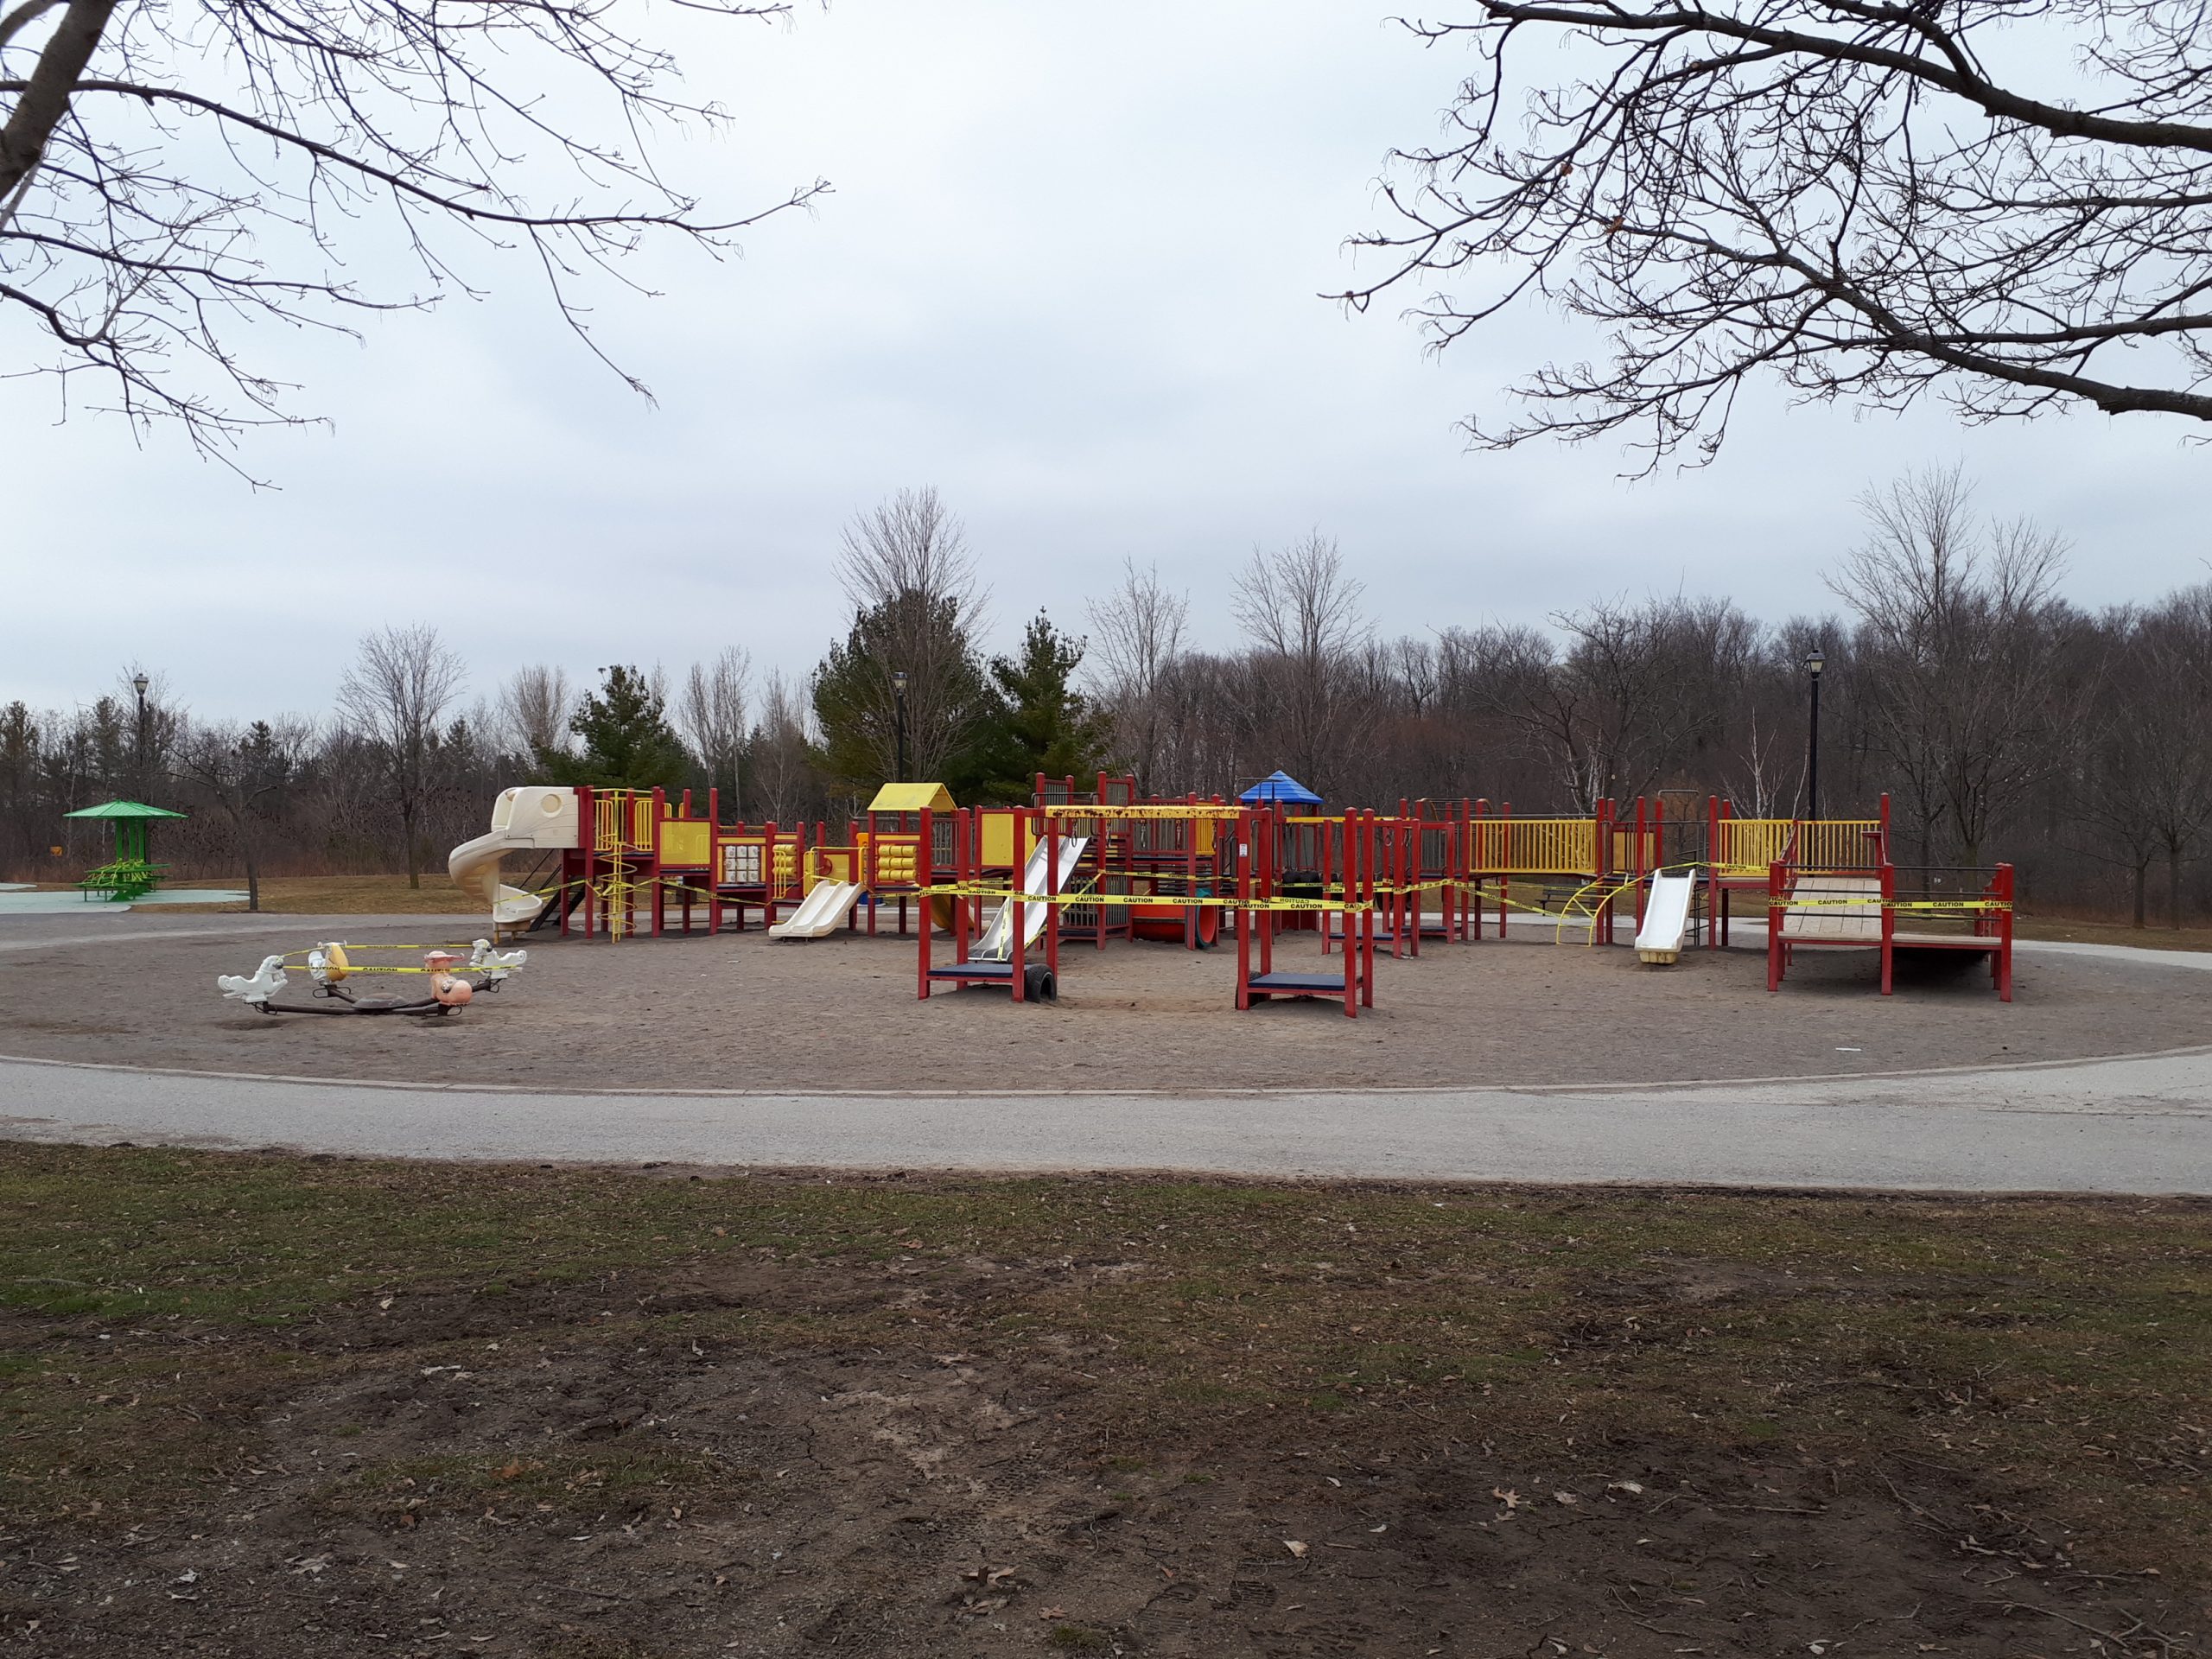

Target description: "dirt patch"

left=1, top=1148, right=2204, bottom=1656
left=0, top=916, right=2205, bottom=1092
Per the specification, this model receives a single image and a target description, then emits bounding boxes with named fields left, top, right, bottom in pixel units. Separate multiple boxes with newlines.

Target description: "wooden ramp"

left=1780, top=874, right=1883, bottom=942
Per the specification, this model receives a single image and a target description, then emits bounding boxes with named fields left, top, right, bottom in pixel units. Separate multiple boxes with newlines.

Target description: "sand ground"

left=2, top=912, right=2202, bottom=1091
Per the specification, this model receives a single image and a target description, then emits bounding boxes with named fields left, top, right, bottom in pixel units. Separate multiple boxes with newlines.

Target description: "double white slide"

left=767, top=880, right=865, bottom=940
left=974, top=835, right=1090, bottom=960
left=1634, top=869, right=1700, bottom=964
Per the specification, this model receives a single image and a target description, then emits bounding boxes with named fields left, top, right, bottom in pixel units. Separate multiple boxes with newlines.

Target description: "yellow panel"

left=661, top=820, right=711, bottom=867
left=865, top=782, right=957, bottom=814
left=980, top=810, right=1015, bottom=868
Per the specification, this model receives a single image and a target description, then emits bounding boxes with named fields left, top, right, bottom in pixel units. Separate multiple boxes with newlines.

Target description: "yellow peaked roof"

left=867, top=781, right=956, bottom=813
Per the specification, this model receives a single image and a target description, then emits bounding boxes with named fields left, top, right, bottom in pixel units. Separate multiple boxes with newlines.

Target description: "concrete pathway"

left=3, top=1046, right=2210, bottom=1193
left=3, top=912, right=2211, bottom=1192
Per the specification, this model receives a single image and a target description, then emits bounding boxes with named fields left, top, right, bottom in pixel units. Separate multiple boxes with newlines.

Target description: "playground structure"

left=216, top=938, right=527, bottom=1015
left=446, top=775, right=2014, bottom=1007
left=448, top=776, right=1239, bottom=950
left=1768, top=860, right=2016, bottom=1001
left=65, top=799, right=187, bottom=900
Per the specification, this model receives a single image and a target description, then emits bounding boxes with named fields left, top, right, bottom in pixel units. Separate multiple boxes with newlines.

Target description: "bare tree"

left=747, top=668, right=816, bottom=827
left=1444, top=596, right=1756, bottom=810
left=1084, top=557, right=1189, bottom=794
left=170, top=716, right=312, bottom=910
left=678, top=646, right=752, bottom=811
left=2080, top=592, right=2212, bottom=925
left=1556, top=595, right=1758, bottom=804
left=1831, top=467, right=2074, bottom=867
left=336, top=624, right=464, bottom=887
left=111, top=662, right=180, bottom=801
left=499, top=665, right=575, bottom=762
left=1346, top=0, right=2212, bottom=469
left=0, top=0, right=827, bottom=465
left=1231, top=532, right=1375, bottom=792
left=826, top=486, right=991, bottom=783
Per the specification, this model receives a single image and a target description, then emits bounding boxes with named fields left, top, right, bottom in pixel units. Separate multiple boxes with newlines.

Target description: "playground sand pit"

left=0, top=1145, right=2202, bottom=1659
left=1, top=915, right=2207, bottom=1091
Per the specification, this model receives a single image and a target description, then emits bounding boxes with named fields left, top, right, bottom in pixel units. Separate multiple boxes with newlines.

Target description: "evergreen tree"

left=541, top=665, right=692, bottom=790
left=965, top=613, right=1116, bottom=802
left=812, top=594, right=997, bottom=795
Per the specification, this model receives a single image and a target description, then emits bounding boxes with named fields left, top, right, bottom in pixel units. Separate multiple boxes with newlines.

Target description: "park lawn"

left=170, top=874, right=484, bottom=914
left=2014, top=912, right=2212, bottom=952
left=0, top=1146, right=2202, bottom=1655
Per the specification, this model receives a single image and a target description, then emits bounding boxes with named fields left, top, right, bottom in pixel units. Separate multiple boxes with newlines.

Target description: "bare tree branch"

left=1346, top=0, right=2212, bottom=468
left=0, top=0, right=828, bottom=467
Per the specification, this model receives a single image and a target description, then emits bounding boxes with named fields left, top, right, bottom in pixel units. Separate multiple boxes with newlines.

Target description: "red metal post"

left=1010, top=808, right=1029, bottom=1003
left=917, top=807, right=934, bottom=1000
left=649, top=787, right=665, bottom=938
left=1235, top=807, right=1253, bottom=1009
left=1766, top=859, right=1784, bottom=992
left=1045, top=811, right=1061, bottom=987
left=1996, top=863, right=2014, bottom=1001
left=1343, top=811, right=1358, bottom=1017
left=1361, top=812, right=1376, bottom=1008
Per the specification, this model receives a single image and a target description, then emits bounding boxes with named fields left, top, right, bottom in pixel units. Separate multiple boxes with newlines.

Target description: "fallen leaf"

left=1283, top=1540, right=1309, bottom=1558
left=1038, top=1607, right=1067, bottom=1620
left=1554, top=1491, right=1580, bottom=1505
left=496, top=1461, right=524, bottom=1481
left=1608, top=1480, right=1646, bottom=1496
left=1491, top=1487, right=1521, bottom=1510
left=986, top=1567, right=1017, bottom=1586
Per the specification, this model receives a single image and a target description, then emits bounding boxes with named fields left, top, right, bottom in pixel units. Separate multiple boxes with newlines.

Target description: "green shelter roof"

left=63, top=799, right=188, bottom=821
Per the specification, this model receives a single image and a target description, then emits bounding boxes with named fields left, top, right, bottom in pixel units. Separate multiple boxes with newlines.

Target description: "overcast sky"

left=6, top=0, right=2208, bottom=724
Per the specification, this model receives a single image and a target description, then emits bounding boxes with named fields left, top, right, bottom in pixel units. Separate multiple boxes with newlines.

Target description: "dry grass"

left=3, top=1147, right=2202, bottom=1656
left=2014, top=912, right=2212, bottom=951
left=171, top=874, right=483, bottom=914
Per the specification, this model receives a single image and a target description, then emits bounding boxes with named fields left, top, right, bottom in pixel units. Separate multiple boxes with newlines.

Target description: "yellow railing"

left=591, top=789, right=656, bottom=855
left=1796, top=819, right=1882, bottom=868
left=1713, top=818, right=1794, bottom=875
left=1713, top=817, right=1881, bottom=874
left=1471, top=818, right=1597, bottom=874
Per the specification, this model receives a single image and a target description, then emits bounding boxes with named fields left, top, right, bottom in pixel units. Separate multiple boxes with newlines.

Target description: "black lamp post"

left=1803, top=648, right=1825, bottom=821
left=891, top=670, right=909, bottom=784
left=131, top=671, right=150, bottom=799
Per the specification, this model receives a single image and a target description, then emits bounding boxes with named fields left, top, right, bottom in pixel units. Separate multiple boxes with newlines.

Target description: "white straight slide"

left=975, top=836, right=1090, bottom=961
left=1635, top=869, right=1700, bottom=964
left=767, top=880, right=864, bottom=941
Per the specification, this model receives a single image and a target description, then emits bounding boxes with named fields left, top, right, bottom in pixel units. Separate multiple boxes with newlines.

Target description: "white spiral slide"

left=448, top=786, right=581, bottom=925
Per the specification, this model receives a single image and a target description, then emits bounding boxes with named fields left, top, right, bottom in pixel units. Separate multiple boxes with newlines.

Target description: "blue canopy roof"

left=1238, top=770, right=1323, bottom=805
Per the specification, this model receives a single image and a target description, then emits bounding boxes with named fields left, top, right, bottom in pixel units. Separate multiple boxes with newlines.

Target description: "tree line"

left=5, top=473, right=2208, bottom=926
